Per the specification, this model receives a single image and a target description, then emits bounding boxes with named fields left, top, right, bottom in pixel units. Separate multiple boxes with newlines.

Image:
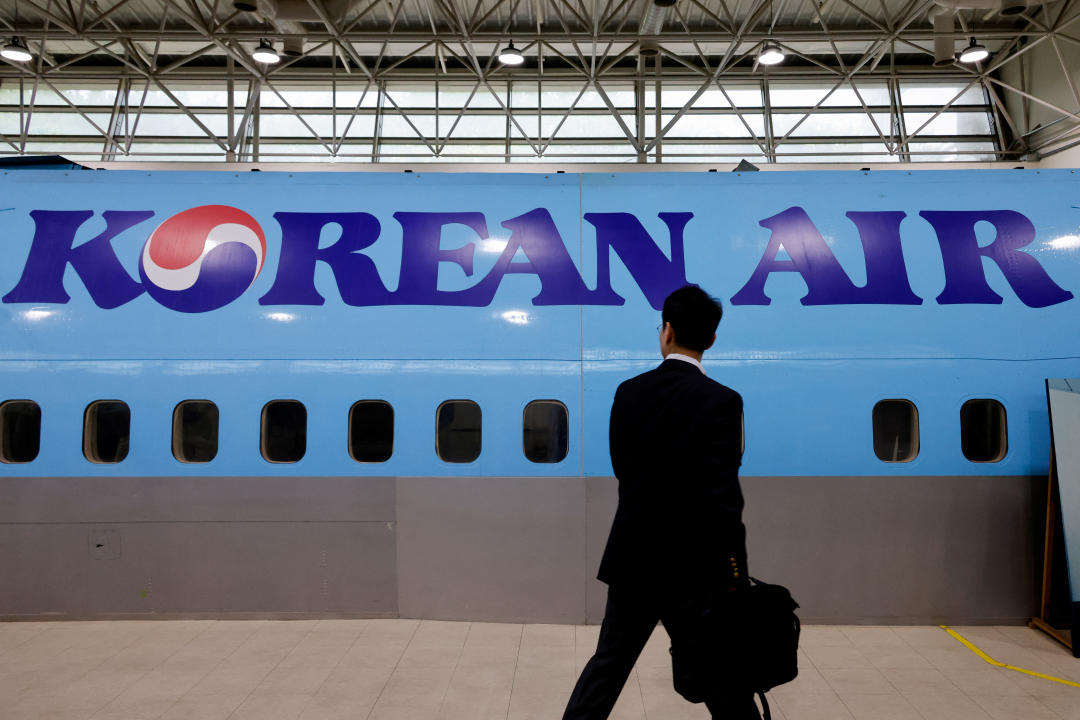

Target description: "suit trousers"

left=562, top=584, right=761, bottom=720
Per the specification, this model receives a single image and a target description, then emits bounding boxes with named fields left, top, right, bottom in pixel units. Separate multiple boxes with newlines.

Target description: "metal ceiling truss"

left=0, top=0, right=1076, bottom=163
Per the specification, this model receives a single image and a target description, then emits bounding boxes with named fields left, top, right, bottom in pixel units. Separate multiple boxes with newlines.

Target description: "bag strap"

left=758, top=691, right=771, bottom=720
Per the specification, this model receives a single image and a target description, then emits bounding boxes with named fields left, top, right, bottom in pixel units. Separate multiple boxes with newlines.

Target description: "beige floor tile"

left=316, top=668, right=390, bottom=704
left=837, top=692, right=922, bottom=720
left=521, top=624, right=575, bottom=647
left=182, top=662, right=272, bottom=699
left=889, top=626, right=959, bottom=651
left=416, top=621, right=472, bottom=643
left=882, top=666, right=959, bottom=695
left=507, top=669, right=574, bottom=699
left=631, top=662, right=674, bottom=686
left=969, top=693, right=1062, bottom=720
left=1033, top=692, right=1080, bottom=720
left=574, top=625, right=601, bottom=647
left=256, top=665, right=337, bottom=695
left=448, top=661, right=516, bottom=689
left=374, top=668, right=454, bottom=709
left=866, top=648, right=933, bottom=670
left=802, top=644, right=870, bottom=669
left=941, top=667, right=1027, bottom=696
left=771, top=660, right=833, bottom=696
left=993, top=627, right=1069, bottom=652
left=904, top=692, right=993, bottom=720
left=634, top=632, right=671, bottom=670
left=507, top=687, right=576, bottom=720
left=1037, top=655, right=1080, bottom=684
left=10, top=686, right=113, bottom=719
left=369, top=704, right=439, bottom=720
left=397, top=642, right=466, bottom=672
left=0, top=623, right=51, bottom=652
left=800, top=626, right=856, bottom=647
left=516, top=642, right=575, bottom=668
left=278, top=634, right=361, bottom=670
left=996, top=668, right=1080, bottom=697
left=296, top=693, right=378, bottom=720
left=465, top=622, right=522, bottom=641
left=229, top=691, right=313, bottom=720
left=90, top=697, right=179, bottom=720
left=919, top=647, right=991, bottom=672
left=51, top=674, right=138, bottom=709
left=947, top=628, right=1017, bottom=659
left=819, top=666, right=895, bottom=695
left=459, top=643, right=521, bottom=668
left=93, top=667, right=203, bottom=715
left=840, top=627, right=909, bottom=649
left=438, top=680, right=513, bottom=720
left=951, top=627, right=1011, bottom=645
left=159, top=694, right=245, bottom=720
left=336, top=646, right=410, bottom=672
left=774, top=691, right=854, bottom=720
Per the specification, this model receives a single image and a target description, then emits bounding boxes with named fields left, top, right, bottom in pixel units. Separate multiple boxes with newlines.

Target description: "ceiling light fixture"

left=758, top=41, right=785, bottom=66
left=497, top=42, right=524, bottom=65
left=1, top=36, right=32, bottom=63
left=958, top=37, right=989, bottom=63
left=252, top=39, right=281, bottom=65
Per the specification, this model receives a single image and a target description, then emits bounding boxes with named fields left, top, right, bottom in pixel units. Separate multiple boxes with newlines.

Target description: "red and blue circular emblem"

left=139, top=205, right=266, bottom=313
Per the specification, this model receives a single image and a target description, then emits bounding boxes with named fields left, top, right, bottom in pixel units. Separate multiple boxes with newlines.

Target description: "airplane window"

left=961, top=399, right=1007, bottom=462
left=261, top=400, right=306, bottom=463
left=872, top=400, right=919, bottom=462
left=0, top=400, right=41, bottom=463
left=349, top=401, right=394, bottom=462
left=523, top=400, right=569, bottom=463
left=173, top=400, right=219, bottom=463
left=84, top=400, right=130, bottom=463
left=437, top=400, right=481, bottom=463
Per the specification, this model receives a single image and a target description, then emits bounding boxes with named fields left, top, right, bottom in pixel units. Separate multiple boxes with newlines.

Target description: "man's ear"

left=704, top=333, right=716, bottom=351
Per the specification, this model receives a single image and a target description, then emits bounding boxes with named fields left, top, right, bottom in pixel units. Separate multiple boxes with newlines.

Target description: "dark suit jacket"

left=597, top=358, right=747, bottom=592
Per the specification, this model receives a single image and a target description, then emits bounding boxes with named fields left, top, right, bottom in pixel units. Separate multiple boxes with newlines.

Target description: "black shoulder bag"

left=669, top=577, right=800, bottom=720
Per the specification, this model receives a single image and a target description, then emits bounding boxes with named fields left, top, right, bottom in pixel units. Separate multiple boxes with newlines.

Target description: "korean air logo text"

left=0, top=202, right=1074, bottom=311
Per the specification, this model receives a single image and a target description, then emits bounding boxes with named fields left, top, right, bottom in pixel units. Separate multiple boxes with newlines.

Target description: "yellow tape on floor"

left=940, top=625, right=1080, bottom=688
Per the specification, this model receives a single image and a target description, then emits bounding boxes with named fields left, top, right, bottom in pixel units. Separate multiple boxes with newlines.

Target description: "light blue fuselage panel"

left=1, top=169, right=1078, bottom=477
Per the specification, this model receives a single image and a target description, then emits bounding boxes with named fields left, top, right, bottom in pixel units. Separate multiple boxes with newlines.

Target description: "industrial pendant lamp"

left=497, top=42, right=524, bottom=65
left=3, top=1, right=32, bottom=63
left=252, top=39, right=281, bottom=65
left=758, top=41, right=785, bottom=66
left=958, top=37, right=989, bottom=64
left=1, top=37, right=32, bottom=63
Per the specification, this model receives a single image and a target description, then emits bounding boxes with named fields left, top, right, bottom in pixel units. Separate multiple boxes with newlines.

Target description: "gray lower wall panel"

left=0, top=474, right=1045, bottom=624
left=0, top=521, right=397, bottom=618
left=396, top=476, right=588, bottom=623
left=585, top=476, right=618, bottom=624
left=740, top=476, right=1045, bottom=625
left=0, top=476, right=396, bottom=523
left=0, top=476, right=398, bottom=619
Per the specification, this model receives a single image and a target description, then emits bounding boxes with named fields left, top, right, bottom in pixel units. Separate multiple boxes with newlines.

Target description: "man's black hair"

left=661, top=285, right=723, bottom=353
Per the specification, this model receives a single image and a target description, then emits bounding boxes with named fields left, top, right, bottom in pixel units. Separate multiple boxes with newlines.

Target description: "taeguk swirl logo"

left=139, top=205, right=267, bottom=313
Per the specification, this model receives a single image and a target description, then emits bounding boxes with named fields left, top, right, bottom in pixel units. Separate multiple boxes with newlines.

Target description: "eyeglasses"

left=657, top=322, right=665, bottom=334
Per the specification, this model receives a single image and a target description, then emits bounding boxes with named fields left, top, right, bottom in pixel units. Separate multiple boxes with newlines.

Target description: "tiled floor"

left=1, top=619, right=1077, bottom=720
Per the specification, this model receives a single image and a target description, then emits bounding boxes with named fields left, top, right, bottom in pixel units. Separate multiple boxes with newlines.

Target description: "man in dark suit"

left=562, top=285, right=757, bottom=720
